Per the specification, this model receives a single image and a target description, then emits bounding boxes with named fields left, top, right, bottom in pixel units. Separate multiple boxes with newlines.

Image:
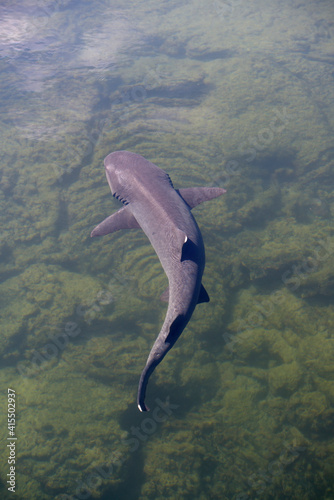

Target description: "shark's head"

left=104, top=150, right=173, bottom=205
left=103, top=151, right=135, bottom=203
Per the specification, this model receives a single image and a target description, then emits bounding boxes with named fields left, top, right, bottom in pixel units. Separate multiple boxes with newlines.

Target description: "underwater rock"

left=288, top=391, right=328, bottom=437
left=268, top=361, right=303, bottom=397
left=0, top=263, right=104, bottom=362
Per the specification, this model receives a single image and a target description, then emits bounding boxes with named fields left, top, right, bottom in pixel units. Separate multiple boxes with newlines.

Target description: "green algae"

left=1, top=0, right=334, bottom=499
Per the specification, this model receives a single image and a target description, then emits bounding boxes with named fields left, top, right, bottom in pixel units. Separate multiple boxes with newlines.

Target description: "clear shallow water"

left=0, top=0, right=334, bottom=498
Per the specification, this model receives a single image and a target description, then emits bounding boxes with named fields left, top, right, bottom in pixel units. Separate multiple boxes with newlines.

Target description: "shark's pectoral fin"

left=198, top=283, right=210, bottom=303
left=177, top=187, right=226, bottom=209
left=91, top=207, right=140, bottom=237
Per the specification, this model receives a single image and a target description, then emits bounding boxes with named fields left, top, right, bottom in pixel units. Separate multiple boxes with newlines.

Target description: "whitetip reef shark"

left=91, top=151, right=225, bottom=411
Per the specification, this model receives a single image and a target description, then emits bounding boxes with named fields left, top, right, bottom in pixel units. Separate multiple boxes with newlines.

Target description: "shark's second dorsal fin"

left=91, top=207, right=140, bottom=237
left=198, top=283, right=210, bottom=303
left=177, top=187, right=226, bottom=209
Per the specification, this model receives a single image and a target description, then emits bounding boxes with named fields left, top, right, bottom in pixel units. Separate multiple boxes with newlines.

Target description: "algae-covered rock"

left=268, top=361, right=303, bottom=397
left=0, top=362, right=129, bottom=500
left=299, top=330, right=334, bottom=379
left=0, top=264, right=104, bottom=361
left=288, top=391, right=329, bottom=437
left=1, top=0, right=334, bottom=498
left=141, top=429, right=204, bottom=499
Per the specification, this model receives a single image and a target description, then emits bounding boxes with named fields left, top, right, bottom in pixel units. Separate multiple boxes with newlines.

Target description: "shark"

left=91, top=151, right=225, bottom=411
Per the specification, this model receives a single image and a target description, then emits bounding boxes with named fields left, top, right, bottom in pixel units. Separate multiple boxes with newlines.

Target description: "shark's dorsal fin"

left=173, top=227, right=188, bottom=259
left=91, top=207, right=140, bottom=237
left=177, top=187, right=226, bottom=209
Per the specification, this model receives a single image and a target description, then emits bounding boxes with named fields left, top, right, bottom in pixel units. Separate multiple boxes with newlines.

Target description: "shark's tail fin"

left=137, top=364, right=154, bottom=412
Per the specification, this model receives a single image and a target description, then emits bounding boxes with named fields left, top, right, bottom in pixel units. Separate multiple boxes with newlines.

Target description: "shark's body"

left=91, top=151, right=225, bottom=411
